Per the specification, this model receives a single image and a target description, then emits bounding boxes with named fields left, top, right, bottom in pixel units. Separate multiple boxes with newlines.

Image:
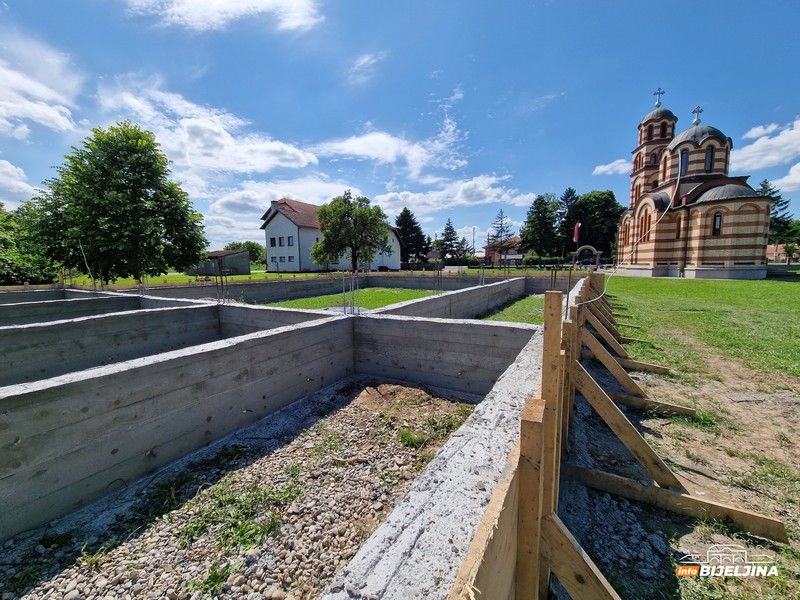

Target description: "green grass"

left=63, top=270, right=344, bottom=287
left=605, top=277, right=800, bottom=377
left=478, top=294, right=545, bottom=324
left=265, top=287, right=434, bottom=310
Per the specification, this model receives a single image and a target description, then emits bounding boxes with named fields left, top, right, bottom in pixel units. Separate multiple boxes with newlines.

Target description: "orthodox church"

left=616, top=90, right=771, bottom=279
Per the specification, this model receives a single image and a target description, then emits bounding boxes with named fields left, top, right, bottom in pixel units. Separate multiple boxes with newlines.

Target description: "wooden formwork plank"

left=584, top=307, right=630, bottom=359
left=580, top=350, right=670, bottom=376
left=581, top=329, right=647, bottom=398
left=560, top=318, right=573, bottom=454
left=586, top=300, right=623, bottom=341
left=606, top=391, right=697, bottom=417
left=616, top=322, right=642, bottom=329
left=540, top=513, right=622, bottom=600
left=516, top=398, right=547, bottom=600
left=618, top=335, right=650, bottom=344
left=573, top=363, right=686, bottom=492
left=562, top=465, right=789, bottom=544
left=567, top=306, right=579, bottom=429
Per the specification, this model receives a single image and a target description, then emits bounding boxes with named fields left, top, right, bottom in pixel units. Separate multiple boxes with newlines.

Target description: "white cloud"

left=98, top=77, right=318, bottom=174
left=592, top=159, right=630, bottom=176
left=731, top=118, right=800, bottom=171
left=0, top=159, right=37, bottom=208
left=347, top=52, right=389, bottom=85
left=315, top=116, right=466, bottom=181
left=125, top=0, right=323, bottom=32
left=773, top=162, right=800, bottom=192
left=742, top=123, right=780, bottom=139
left=0, top=29, right=84, bottom=137
left=375, top=175, right=534, bottom=219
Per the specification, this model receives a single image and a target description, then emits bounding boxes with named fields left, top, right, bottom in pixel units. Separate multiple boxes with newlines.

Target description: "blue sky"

left=1, top=0, right=799, bottom=251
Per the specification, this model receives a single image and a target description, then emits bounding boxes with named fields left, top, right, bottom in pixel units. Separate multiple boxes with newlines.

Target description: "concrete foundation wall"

left=218, top=304, right=333, bottom=337
left=0, top=296, right=143, bottom=326
left=0, top=305, right=222, bottom=386
left=354, top=314, right=536, bottom=396
left=375, top=278, right=526, bottom=319
left=0, top=316, right=354, bottom=540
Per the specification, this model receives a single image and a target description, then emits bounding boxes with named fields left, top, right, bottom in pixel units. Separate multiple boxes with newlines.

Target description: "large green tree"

left=25, top=121, right=207, bottom=283
left=433, top=218, right=460, bottom=263
left=311, top=190, right=390, bottom=272
left=394, top=207, right=427, bottom=262
left=224, top=240, right=265, bottom=263
left=519, top=193, right=559, bottom=257
left=757, top=179, right=794, bottom=244
left=568, top=190, right=626, bottom=256
left=0, top=201, right=57, bottom=285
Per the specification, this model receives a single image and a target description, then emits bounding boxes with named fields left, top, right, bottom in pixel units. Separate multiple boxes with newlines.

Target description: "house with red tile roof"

left=259, top=198, right=401, bottom=271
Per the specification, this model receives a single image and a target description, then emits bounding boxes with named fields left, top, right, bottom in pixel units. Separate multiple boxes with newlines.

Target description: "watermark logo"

left=676, top=544, right=777, bottom=577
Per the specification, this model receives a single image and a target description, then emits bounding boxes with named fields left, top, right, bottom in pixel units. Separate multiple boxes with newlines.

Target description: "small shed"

left=187, top=250, right=251, bottom=276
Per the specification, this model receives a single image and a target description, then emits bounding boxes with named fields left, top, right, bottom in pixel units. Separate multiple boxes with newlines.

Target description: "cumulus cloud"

left=731, top=118, right=800, bottom=171
left=125, top=0, right=323, bottom=32
left=742, top=123, right=780, bottom=139
left=773, top=163, right=800, bottom=192
left=592, top=159, right=630, bottom=176
left=347, top=52, right=389, bottom=85
left=375, top=175, right=534, bottom=219
left=315, top=116, right=466, bottom=181
left=98, top=77, right=318, bottom=174
left=0, top=28, right=83, bottom=138
left=0, top=159, right=37, bottom=208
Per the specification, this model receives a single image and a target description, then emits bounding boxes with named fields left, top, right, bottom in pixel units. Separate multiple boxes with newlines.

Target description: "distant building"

left=484, top=236, right=523, bottom=266
left=616, top=91, right=772, bottom=279
left=187, top=249, right=251, bottom=276
left=259, top=198, right=401, bottom=271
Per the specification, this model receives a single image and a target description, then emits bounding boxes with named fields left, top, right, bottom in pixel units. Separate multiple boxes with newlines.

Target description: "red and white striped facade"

left=617, top=101, right=771, bottom=279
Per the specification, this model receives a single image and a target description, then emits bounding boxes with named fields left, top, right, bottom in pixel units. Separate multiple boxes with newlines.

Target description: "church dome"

left=641, top=106, right=675, bottom=123
left=694, top=183, right=758, bottom=204
left=667, top=124, right=730, bottom=152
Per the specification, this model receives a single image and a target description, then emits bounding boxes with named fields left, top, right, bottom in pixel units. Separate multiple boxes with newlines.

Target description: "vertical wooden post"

left=537, top=290, right=563, bottom=598
left=560, top=318, right=572, bottom=455
left=567, top=304, right=580, bottom=429
left=516, top=398, right=546, bottom=600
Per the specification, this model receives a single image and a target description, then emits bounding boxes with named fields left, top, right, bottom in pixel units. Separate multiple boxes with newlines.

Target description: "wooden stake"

left=573, top=363, right=686, bottom=492
left=584, top=307, right=630, bottom=359
left=516, top=398, right=546, bottom=600
left=563, top=464, right=789, bottom=544
left=540, top=513, right=622, bottom=600
left=606, top=391, right=697, bottom=417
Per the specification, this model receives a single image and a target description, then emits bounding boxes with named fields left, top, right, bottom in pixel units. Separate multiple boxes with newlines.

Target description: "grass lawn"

left=477, top=294, right=545, bottom=325
left=64, top=271, right=344, bottom=287
left=604, top=277, right=800, bottom=378
left=263, top=287, right=434, bottom=310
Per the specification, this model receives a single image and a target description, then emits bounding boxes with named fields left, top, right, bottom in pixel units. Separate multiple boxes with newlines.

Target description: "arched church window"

left=705, top=147, right=714, bottom=172
left=712, top=212, right=722, bottom=236
left=647, top=124, right=654, bottom=141
left=650, top=153, right=657, bottom=165
left=680, top=149, right=688, bottom=176
left=660, top=122, right=667, bottom=138
left=676, top=217, right=682, bottom=239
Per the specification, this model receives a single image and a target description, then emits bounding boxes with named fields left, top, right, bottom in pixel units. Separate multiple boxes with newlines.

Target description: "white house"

left=259, top=198, right=402, bottom=272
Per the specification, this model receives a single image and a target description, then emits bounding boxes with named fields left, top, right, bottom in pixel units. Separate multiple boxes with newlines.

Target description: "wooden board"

left=607, top=391, right=697, bottom=417
left=581, top=329, right=646, bottom=398
left=583, top=309, right=629, bottom=359
left=563, top=464, right=789, bottom=544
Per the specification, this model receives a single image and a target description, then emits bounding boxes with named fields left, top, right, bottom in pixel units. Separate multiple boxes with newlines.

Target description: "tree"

left=568, top=190, right=626, bottom=256
left=224, top=241, right=265, bottom=263
left=556, top=187, right=580, bottom=257
left=453, top=236, right=474, bottom=258
left=757, top=179, right=794, bottom=244
left=0, top=202, right=57, bottom=285
left=311, top=190, right=390, bottom=272
left=519, top=193, right=559, bottom=257
left=488, top=209, right=516, bottom=265
left=26, top=121, right=207, bottom=283
left=394, top=207, right=427, bottom=262
left=439, top=219, right=459, bottom=261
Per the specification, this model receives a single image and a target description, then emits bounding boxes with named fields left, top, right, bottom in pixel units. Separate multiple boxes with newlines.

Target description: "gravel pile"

left=0, top=379, right=474, bottom=600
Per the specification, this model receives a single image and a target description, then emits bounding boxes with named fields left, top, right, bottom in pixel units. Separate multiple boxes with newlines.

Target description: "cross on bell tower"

left=653, top=88, right=665, bottom=107
left=692, top=105, right=703, bottom=125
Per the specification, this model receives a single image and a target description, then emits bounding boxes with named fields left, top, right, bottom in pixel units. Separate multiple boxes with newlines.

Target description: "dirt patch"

left=0, top=381, right=474, bottom=600
left=561, top=337, right=800, bottom=599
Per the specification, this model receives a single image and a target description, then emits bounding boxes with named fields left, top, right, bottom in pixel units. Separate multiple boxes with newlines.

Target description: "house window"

left=270, top=237, right=276, bottom=247
left=705, top=147, right=714, bottom=172
left=288, top=256, right=295, bottom=262
left=270, top=256, right=277, bottom=262
left=279, top=256, right=286, bottom=262
left=288, top=235, right=294, bottom=246
left=712, top=212, right=722, bottom=236
left=680, top=149, right=688, bottom=176
left=660, top=122, right=667, bottom=138
left=279, top=237, right=284, bottom=247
